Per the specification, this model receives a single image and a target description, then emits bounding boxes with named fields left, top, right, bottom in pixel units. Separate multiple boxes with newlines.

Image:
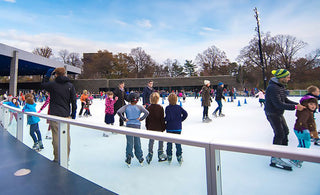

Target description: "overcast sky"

left=0, top=0, right=319, bottom=64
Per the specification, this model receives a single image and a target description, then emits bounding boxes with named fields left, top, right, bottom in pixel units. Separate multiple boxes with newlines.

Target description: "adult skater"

left=212, top=82, right=226, bottom=117
left=142, top=80, right=154, bottom=108
left=42, top=67, right=77, bottom=163
left=113, top=81, right=129, bottom=126
left=201, top=80, right=212, bottom=122
left=264, top=69, right=304, bottom=171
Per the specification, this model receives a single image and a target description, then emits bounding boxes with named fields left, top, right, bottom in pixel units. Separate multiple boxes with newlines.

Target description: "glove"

left=37, top=110, right=41, bottom=113
left=45, top=68, right=55, bottom=78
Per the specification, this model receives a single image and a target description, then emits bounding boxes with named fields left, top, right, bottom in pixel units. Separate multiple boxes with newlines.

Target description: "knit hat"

left=271, top=69, right=290, bottom=78
left=204, top=80, right=210, bottom=85
left=218, top=82, right=224, bottom=86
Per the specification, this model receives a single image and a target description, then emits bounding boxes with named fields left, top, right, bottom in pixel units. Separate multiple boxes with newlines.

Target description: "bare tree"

left=32, top=46, right=53, bottom=58
left=130, top=47, right=156, bottom=78
left=58, top=49, right=69, bottom=63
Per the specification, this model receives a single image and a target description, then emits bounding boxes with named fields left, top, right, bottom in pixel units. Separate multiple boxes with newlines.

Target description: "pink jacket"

left=105, top=98, right=117, bottom=114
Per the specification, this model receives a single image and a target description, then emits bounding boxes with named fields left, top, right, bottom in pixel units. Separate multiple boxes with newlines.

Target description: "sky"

left=0, top=0, right=319, bottom=64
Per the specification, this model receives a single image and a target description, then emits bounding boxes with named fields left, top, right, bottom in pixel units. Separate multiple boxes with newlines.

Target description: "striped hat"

left=271, top=69, right=290, bottom=78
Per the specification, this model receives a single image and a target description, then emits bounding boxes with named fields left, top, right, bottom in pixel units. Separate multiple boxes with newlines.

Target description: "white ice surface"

left=7, top=96, right=320, bottom=195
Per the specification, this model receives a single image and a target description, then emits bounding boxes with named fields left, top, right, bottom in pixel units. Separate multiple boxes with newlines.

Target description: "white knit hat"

left=204, top=80, right=210, bottom=85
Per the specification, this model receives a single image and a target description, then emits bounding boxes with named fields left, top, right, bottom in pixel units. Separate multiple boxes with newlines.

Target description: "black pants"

left=203, top=106, right=208, bottom=119
left=266, top=113, right=289, bottom=146
left=79, top=102, right=85, bottom=116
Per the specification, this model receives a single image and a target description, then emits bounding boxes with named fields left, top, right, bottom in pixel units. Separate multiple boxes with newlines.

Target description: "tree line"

left=32, top=32, right=320, bottom=89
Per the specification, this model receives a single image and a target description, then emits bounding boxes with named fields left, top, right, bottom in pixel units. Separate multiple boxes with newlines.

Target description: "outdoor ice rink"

left=8, top=96, right=320, bottom=195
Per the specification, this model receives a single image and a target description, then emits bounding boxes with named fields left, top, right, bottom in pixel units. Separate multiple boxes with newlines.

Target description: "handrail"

left=1, top=103, right=320, bottom=195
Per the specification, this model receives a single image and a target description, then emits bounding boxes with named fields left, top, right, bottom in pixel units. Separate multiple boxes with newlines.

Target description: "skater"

left=38, top=94, right=52, bottom=139
left=305, top=85, right=320, bottom=136
left=145, top=92, right=167, bottom=164
left=165, top=93, right=188, bottom=165
left=78, top=90, right=88, bottom=117
left=290, top=95, right=319, bottom=168
left=103, top=91, right=118, bottom=137
left=117, top=92, right=149, bottom=167
left=2, top=97, right=20, bottom=125
left=255, top=89, right=265, bottom=107
left=201, top=80, right=212, bottom=122
left=83, top=98, right=92, bottom=117
left=265, top=69, right=304, bottom=171
left=212, top=82, right=226, bottom=117
left=142, top=80, right=154, bottom=108
left=42, top=67, right=77, bottom=163
left=114, top=81, right=129, bottom=126
left=22, top=94, right=43, bottom=151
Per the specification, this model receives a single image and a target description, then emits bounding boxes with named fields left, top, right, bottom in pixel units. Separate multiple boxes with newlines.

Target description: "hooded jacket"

left=201, top=85, right=211, bottom=107
left=264, top=77, right=297, bottom=115
left=41, top=76, right=77, bottom=118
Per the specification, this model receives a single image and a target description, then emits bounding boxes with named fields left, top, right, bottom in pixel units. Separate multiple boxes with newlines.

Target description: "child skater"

left=165, top=93, right=188, bottom=165
left=38, top=94, right=52, bottom=139
left=117, top=92, right=149, bottom=167
left=305, top=85, right=320, bottom=136
left=23, top=94, right=43, bottom=151
left=145, top=92, right=167, bottom=164
left=255, top=89, right=265, bottom=107
left=2, top=97, right=20, bottom=125
left=290, top=95, right=319, bottom=168
left=103, top=91, right=118, bottom=137
left=83, top=98, right=92, bottom=117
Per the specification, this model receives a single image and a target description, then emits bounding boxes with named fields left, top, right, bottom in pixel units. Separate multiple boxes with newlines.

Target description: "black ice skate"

left=146, top=153, right=153, bottom=164
left=139, top=157, right=144, bottom=166
left=177, top=155, right=183, bottom=166
left=125, top=156, right=131, bottom=168
left=269, top=157, right=292, bottom=171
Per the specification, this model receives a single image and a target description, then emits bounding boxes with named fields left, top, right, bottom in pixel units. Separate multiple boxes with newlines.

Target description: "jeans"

left=294, top=129, right=311, bottom=148
left=213, top=100, right=222, bottom=115
left=30, top=123, right=42, bottom=143
left=126, top=124, right=143, bottom=160
left=266, top=113, right=289, bottom=146
left=166, top=130, right=182, bottom=156
left=148, top=139, right=164, bottom=154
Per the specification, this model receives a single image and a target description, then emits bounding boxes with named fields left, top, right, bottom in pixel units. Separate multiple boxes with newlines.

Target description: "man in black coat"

left=42, top=67, right=77, bottom=163
left=142, top=80, right=154, bottom=108
left=113, top=81, right=128, bottom=126
left=265, top=69, right=304, bottom=170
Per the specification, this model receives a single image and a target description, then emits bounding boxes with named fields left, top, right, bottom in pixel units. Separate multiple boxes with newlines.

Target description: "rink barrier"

left=1, top=104, right=320, bottom=195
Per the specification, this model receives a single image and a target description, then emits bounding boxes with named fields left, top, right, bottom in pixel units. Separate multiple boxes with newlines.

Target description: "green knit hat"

left=271, top=69, right=290, bottom=78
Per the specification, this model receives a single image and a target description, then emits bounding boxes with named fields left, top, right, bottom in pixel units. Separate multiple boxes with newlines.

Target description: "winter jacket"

left=23, top=103, right=40, bottom=125
left=41, top=76, right=77, bottom=118
left=3, top=101, right=20, bottom=111
left=80, top=94, right=88, bottom=103
left=201, top=85, right=211, bottom=107
left=215, top=86, right=225, bottom=101
left=165, top=104, right=188, bottom=131
left=264, top=77, right=297, bottom=115
left=105, top=97, right=117, bottom=115
left=143, top=86, right=153, bottom=106
left=113, top=87, right=128, bottom=113
left=146, top=104, right=166, bottom=132
left=294, top=108, right=318, bottom=138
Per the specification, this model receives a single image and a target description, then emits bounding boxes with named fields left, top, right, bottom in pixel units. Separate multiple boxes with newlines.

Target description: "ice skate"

left=45, top=135, right=52, bottom=139
left=102, top=133, right=109, bottom=137
left=314, top=138, right=320, bottom=146
left=125, top=156, right=131, bottom=168
left=138, top=157, right=144, bottom=166
left=158, top=152, right=167, bottom=162
left=38, top=140, right=44, bottom=149
left=32, top=142, right=40, bottom=151
left=202, top=117, right=212, bottom=123
left=146, top=153, right=153, bottom=164
left=289, top=159, right=303, bottom=168
left=177, top=155, right=183, bottom=166
left=219, top=113, right=225, bottom=117
left=212, top=112, right=217, bottom=118
left=167, top=155, right=172, bottom=164
left=269, top=157, right=292, bottom=171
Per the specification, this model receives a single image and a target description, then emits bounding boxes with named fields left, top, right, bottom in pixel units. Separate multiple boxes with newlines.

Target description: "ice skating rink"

left=8, top=96, right=320, bottom=195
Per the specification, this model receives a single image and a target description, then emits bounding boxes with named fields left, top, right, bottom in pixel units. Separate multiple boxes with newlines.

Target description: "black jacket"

left=143, top=86, right=153, bottom=105
left=41, top=76, right=77, bottom=118
left=215, top=86, right=225, bottom=101
left=113, top=87, right=128, bottom=112
left=264, top=77, right=297, bottom=115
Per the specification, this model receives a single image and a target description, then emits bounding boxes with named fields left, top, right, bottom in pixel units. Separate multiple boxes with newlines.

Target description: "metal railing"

left=1, top=104, right=320, bottom=195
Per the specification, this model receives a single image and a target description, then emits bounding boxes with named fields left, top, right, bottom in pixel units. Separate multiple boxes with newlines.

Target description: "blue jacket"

left=264, top=77, right=297, bottom=115
left=165, top=105, right=188, bottom=131
left=23, top=103, right=40, bottom=125
left=3, top=101, right=20, bottom=112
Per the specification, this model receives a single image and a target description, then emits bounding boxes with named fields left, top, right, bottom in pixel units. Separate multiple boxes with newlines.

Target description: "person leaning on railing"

left=41, top=67, right=77, bottom=163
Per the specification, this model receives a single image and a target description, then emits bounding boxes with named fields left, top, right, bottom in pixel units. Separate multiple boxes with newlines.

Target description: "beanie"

left=271, top=69, right=290, bottom=79
left=218, top=82, right=223, bottom=86
left=204, top=80, right=210, bottom=85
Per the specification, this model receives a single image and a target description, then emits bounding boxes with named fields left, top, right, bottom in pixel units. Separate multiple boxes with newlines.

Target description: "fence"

left=1, top=103, right=320, bottom=195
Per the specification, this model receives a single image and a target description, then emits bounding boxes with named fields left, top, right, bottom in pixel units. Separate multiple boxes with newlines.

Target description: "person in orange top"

left=78, top=90, right=88, bottom=117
